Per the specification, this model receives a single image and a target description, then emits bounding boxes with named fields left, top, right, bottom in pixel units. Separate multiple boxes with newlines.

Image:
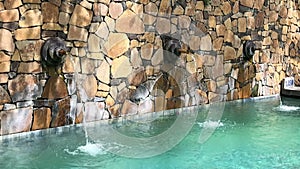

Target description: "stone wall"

left=0, top=0, right=299, bottom=135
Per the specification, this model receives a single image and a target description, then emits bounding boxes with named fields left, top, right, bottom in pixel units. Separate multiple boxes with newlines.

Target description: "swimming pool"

left=1, top=95, right=300, bottom=168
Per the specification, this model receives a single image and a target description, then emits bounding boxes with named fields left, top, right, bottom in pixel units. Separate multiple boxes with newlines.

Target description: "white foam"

left=64, top=142, right=107, bottom=157
left=274, top=105, right=300, bottom=112
left=197, top=120, right=224, bottom=128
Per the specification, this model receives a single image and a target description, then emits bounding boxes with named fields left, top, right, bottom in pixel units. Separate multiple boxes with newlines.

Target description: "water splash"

left=197, top=120, right=224, bottom=128
left=64, top=142, right=107, bottom=157
left=273, top=105, right=300, bottom=112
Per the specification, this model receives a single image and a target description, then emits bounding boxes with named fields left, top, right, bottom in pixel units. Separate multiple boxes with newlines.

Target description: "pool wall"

left=0, top=0, right=298, bottom=135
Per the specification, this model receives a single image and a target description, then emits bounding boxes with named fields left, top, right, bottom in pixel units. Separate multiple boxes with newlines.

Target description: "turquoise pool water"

left=1, top=96, right=300, bottom=168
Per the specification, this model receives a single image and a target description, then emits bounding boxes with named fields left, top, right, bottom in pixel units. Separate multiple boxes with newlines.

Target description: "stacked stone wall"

left=0, top=0, right=299, bottom=135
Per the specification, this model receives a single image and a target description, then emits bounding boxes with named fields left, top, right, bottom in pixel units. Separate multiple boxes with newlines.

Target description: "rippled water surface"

left=1, top=96, right=300, bottom=169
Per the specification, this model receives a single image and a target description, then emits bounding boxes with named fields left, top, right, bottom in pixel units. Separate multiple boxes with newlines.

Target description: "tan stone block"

left=173, top=5, right=184, bottom=15
left=20, top=9, right=42, bottom=27
left=59, top=12, right=70, bottom=25
left=262, top=37, right=272, bottom=46
left=145, top=2, right=158, bottom=15
left=158, top=0, right=170, bottom=16
left=0, top=61, right=10, bottom=73
left=156, top=17, right=170, bottom=34
left=247, top=17, right=255, bottom=30
left=18, top=62, right=42, bottom=73
left=42, top=2, right=59, bottom=22
left=42, top=23, right=63, bottom=31
left=141, top=43, right=153, bottom=60
left=221, top=2, right=231, bottom=15
left=152, top=48, right=163, bottom=66
left=238, top=17, right=247, bottom=33
left=67, top=25, right=88, bottom=42
left=208, top=16, right=216, bottom=28
left=0, top=29, right=14, bottom=52
left=253, top=0, right=264, bottom=10
left=200, top=35, right=212, bottom=51
left=0, top=74, right=8, bottom=84
left=111, top=55, right=132, bottom=78
left=109, top=2, right=123, bottom=19
left=213, top=37, right=223, bottom=51
left=178, top=15, right=191, bottom=29
left=216, top=24, right=226, bottom=36
left=224, top=18, right=232, bottom=30
left=70, top=5, right=93, bottom=27
left=224, top=46, right=236, bottom=61
left=255, top=12, right=264, bottom=28
left=4, top=0, right=22, bottom=9
left=104, top=33, right=129, bottom=59
left=279, top=6, right=287, bottom=18
left=116, top=10, right=145, bottom=34
left=23, top=0, right=41, bottom=3
left=224, top=30, right=234, bottom=43
left=143, top=14, right=156, bottom=25
left=240, top=0, right=253, bottom=8
left=189, top=36, right=200, bottom=50
left=15, top=27, right=41, bottom=41
left=269, top=11, right=278, bottom=23
left=0, top=9, right=19, bottom=22
left=96, top=60, right=110, bottom=84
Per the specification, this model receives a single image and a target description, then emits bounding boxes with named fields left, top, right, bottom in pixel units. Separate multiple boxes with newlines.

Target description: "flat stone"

left=81, top=75, right=97, bottom=100
left=279, top=6, right=287, bottom=18
left=221, top=2, right=231, bottom=15
left=88, top=34, right=101, bottom=53
left=189, top=36, right=201, bottom=51
left=15, top=27, right=41, bottom=41
left=4, top=0, right=22, bottom=9
left=240, top=0, right=253, bottom=8
left=216, top=24, right=226, bottom=36
left=0, top=9, right=19, bottom=22
left=94, top=3, right=108, bottom=16
left=208, top=16, right=216, bottom=28
left=130, top=48, right=142, bottom=68
left=116, top=10, right=145, bottom=34
left=32, top=108, right=52, bottom=131
left=80, top=0, right=92, bottom=9
left=20, top=9, right=42, bottom=27
left=104, top=33, right=129, bottom=59
left=152, top=48, right=164, bottom=66
left=67, top=25, right=88, bottom=41
left=143, top=14, right=156, bottom=25
left=95, top=22, right=109, bottom=40
left=42, top=23, right=63, bottom=31
left=159, top=0, right=170, bottom=16
left=224, top=46, right=236, bottom=60
left=269, top=11, right=278, bottom=23
left=0, top=86, right=11, bottom=104
left=42, top=2, right=59, bottom=22
left=224, top=30, right=234, bottom=43
left=213, top=37, right=223, bottom=51
left=0, top=29, right=15, bottom=52
left=178, top=15, right=191, bottom=29
left=238, top=17, right=247, bottom=33
left=70, top=5, right=93, bottom=27
left=1, top=107, right=32, bottom=135
left=42, top=76, right=68, bottom=100
left=128, top=68, right=147, bottom=86
left=51, top=97, right=70, bottom=127
left=200, top=35, right=212, bottom=51
left=255, top=12, right=264, bottom=28
left=18, top=62, right=42, bottom=73
left=111, top=55, right=132, bottom=78
left=105, top=16, right=115, bottom=31
left=253, top=0, right=264, bottom=10
left=0, top=74, right=8, bottom=84
left=156, top=17, right=170, bottom=34
left=121, top=100, right=137, bottom=115
left=96, top=60, right=110, bottom=84
left=23, top=0, right=41, bottom=3
left=145, top=2, right=158, bottom=15
left=109, top=2, right=123, bottom=19
left=0, top=61, right=10, bottom=73
left=59, top=12, right=70, bottom=25
left=81, top=57, right=98, bottom=74
left=16, top=40, right=43, bottom=62
left=141, top=43, right=153, bottom=60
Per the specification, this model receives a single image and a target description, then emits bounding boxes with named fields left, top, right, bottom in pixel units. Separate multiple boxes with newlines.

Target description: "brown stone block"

left=240, top=0, right=253, bottom=8
left=4, top=0, right=22, bottom=9
left=0, top=29, right=15, bottom=52
left=224, top=46, right=236, bottom=61
left=0, top=61, right=10, bottom=73
left=0, top=9, right=19, bottom=22
left=15, top=27, right=41, bottom=41
left=42, top=2, right=59, bottom=22
left=42, top=76, right=68, bottom=100
left=50, top=97, right=70, bottom=127
left=67, top=25, right=88, bottom=42
left=70, top=5, right=93, bottom=27
left=255, top=12, right=264, bottom=28
left=19, top=9, right=42, bottom=27
left=32, top=108, right=52, bottom=131
left=18, top=62, right=42, bottom=74
left=238, top=18, right=247, bottom=33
